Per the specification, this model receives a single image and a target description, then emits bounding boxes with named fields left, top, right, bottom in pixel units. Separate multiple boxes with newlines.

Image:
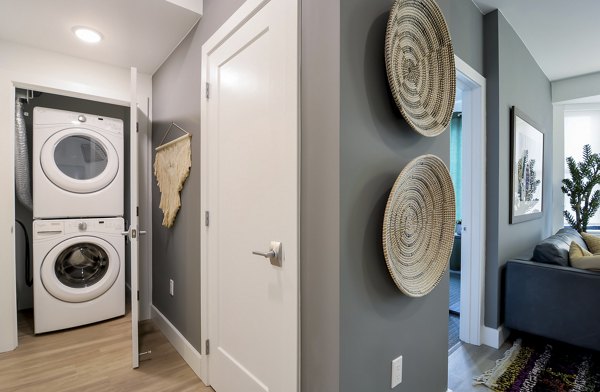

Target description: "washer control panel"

left=34, top=218, right=124, bottom=238
left=33, top=221, right=64, bottom=240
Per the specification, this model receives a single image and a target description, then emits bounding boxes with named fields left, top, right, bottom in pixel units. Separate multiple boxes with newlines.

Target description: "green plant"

left=562, top=144, right=600, bottom=233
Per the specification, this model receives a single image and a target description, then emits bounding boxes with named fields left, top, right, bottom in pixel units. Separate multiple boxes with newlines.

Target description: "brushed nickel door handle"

left=251, top=241, right=282, bottom=267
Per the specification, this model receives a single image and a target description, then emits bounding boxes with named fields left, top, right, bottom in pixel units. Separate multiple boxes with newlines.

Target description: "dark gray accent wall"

left=151, top=0, right=246, bottom=351
left=483, top=10, right=553, bottom=328
left=338, top=0, right=482, bottom=390
left=300, top=0, right=341, bottom=391
left=438, top=0, right=484, bottom=75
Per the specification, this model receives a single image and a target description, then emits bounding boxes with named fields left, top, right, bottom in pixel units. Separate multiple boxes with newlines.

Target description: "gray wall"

left=483, top=10, right=553, bottom=328
left=552, top=71, right=600, bottom=103
left=300, top=0, right=341, bottom=391
left=151, top=0, right=246, bottom=351
left=338, top=0, right=482, bottom=391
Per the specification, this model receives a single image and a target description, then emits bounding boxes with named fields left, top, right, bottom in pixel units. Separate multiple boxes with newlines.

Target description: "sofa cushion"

left=533, top=228, right=588, bottom=266
left=581, top=232, right=600, bottom=254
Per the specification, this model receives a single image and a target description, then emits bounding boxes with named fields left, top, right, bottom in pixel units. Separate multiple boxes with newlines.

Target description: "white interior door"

left=0, top=72, right=17, bottom=353
left=129, top=67, right=140, bottom=368
left=201, top=0, right=299, bottom=390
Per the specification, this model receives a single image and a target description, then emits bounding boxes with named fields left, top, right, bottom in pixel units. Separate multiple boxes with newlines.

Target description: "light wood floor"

left=448, top=341, right=511, bottom=392
left=0, top=310, right=213, bottom=392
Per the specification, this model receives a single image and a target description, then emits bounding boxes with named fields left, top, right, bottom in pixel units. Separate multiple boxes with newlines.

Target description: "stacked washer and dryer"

left=32, top=107, right=126, bottom=334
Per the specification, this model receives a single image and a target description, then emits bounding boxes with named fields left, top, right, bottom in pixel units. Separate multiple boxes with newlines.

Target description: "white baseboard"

left=151, top=305, right=208, bottom=383
left=481, top=325, right=510, bottom=349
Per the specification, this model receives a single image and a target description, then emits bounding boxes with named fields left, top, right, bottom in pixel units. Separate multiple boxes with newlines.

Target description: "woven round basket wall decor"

left=385, top=0, right=456, bottom=137
left=382, top=154, right=455, bottom=297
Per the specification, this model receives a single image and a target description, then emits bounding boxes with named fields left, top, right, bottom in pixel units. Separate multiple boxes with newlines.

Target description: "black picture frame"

left=510, top=106, right=544, bottom=224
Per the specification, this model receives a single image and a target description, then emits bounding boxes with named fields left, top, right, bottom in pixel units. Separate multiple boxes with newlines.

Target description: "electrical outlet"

left=169, top=279, right=174, bottom=296
left=391, top=355, right=402, bottom=388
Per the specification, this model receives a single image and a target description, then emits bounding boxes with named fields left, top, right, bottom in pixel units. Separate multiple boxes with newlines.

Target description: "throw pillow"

left=569, top=241, right=600, bottom=271
left=581, top=232, right=600, bottom=254
left=569, top=241, right=592, bottom=259
left=570, top=254, right=600, bottom=271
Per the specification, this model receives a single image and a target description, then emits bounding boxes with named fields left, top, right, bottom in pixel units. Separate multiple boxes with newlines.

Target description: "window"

left=564, top=109, right=600, bottom=228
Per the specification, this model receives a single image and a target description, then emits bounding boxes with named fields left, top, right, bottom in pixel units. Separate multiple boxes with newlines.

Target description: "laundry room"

left=13, top=89, right=132, bottom=328
left=0, top=20, right=156, bottom=370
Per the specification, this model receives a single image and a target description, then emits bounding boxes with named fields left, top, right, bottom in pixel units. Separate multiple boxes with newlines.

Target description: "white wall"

left=0, top=39, right=152, bottom=352
left=165, top=0, right=203, bottom=15
left=552, top=104, right=565, bottom=233
left=0, top=40, right=151, bottom=104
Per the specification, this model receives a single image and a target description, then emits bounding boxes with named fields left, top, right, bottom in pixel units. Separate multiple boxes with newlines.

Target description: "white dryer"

left=33, top=218, right=125, bottom=334
left=33, top=107, right=124, bottom=219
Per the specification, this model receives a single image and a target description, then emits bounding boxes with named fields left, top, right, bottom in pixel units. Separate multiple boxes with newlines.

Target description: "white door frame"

left=199, top=0, right=300, bottom=387
left=454, top=55, right=486, bottom=346
left=0, top=73, right=152, bottom=352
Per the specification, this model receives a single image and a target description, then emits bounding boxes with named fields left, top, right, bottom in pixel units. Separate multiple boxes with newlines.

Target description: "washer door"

left=41, top=236, right=121, bottom=303
left=40, top=128, right=119, bottom=194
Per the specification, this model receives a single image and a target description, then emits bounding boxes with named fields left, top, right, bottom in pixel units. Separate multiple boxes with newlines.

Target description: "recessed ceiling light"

left=72, top=27, right=103, bottom=44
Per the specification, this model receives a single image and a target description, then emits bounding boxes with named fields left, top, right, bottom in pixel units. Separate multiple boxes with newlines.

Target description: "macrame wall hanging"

left=154, top=123, right=192, bottom=228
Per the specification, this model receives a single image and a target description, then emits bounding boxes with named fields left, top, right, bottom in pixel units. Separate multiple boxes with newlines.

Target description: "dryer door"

left=41, top=236, right=120, bottom=303
left=40, top=128, right=119, bottom=194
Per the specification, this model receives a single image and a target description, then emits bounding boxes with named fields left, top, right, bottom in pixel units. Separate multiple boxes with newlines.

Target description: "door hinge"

left=137, top=290, right=139, bottom=301
left=205, top=339, right=210, bottom=355
left=136, top=122, right=139, bottom=133
left=206, top=82, right=210, bottom=99
left=205, top=211, right=209, bottom=227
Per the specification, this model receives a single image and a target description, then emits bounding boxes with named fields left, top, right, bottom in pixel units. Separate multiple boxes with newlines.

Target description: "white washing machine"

left=33, top=107, right=124, bottom=219
left=33, top=218, right=125, bottom=334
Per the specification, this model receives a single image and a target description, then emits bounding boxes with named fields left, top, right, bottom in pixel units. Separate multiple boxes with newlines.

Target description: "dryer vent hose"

left=15, top=99, right=33, bottom=210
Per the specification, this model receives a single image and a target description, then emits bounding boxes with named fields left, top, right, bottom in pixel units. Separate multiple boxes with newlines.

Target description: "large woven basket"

left=383, top=154, right=455, bottom=297
left=385, top=0, right=456, bottom=137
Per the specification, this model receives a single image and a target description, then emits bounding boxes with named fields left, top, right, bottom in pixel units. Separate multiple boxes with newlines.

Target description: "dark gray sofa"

left=504, top=228, right=600, bottom=351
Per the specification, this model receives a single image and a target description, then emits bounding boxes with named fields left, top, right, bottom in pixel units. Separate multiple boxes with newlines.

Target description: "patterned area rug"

left=475, top=338, right=600, bottom=391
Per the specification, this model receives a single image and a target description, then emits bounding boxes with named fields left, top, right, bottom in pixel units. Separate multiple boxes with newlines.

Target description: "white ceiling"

left=472, top=0, right=600, bottom=81
left=0, top=0, right=201, bottom=75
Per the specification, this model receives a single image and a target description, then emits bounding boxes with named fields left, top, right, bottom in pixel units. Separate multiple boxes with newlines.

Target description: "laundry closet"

left=14, top=90, right=132, bottom=334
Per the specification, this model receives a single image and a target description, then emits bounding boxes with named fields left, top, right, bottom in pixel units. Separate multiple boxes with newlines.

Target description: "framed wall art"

left=510, top=106, right=544, bottom=224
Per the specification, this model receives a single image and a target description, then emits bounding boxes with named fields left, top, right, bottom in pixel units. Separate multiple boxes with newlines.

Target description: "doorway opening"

left=448, top=89, right=463, bottom=351
left=448, top=56, right=486, bottom=355
left=12, top=88, right=131, bottom=338
left=1, top=71, right=151, bottom=371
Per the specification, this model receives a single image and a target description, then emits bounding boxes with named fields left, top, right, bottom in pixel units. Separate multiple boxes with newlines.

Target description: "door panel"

left=204, top=0, right=298, bottom=390
left=129, top=67, right=140, bottom=369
